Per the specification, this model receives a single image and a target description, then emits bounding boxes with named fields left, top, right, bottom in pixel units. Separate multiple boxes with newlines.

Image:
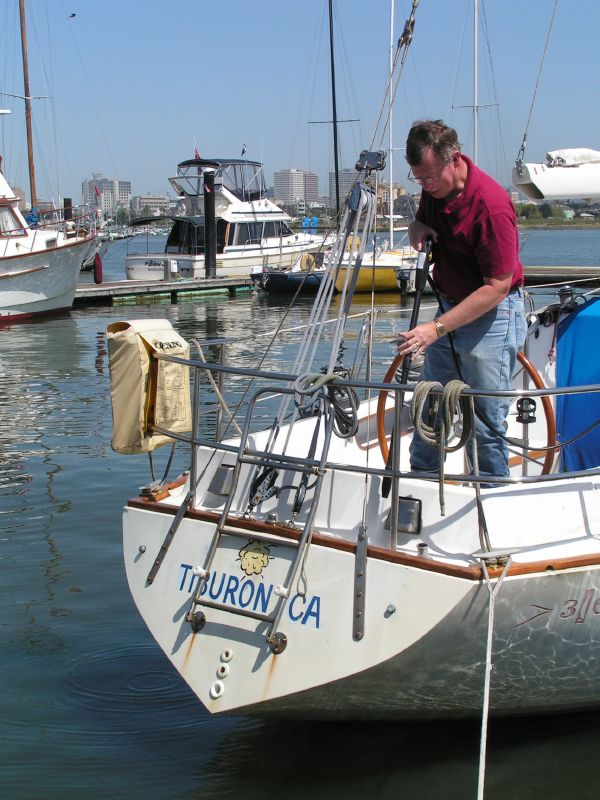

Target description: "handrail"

left=155, top=349, right=600, bottom=401
left=148, top=350, right=600, bottom=488
left=0, top=210, right=97, bottom=239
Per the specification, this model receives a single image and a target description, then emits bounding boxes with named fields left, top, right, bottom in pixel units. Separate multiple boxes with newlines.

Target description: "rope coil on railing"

left=410, top=379, right=474, bottom=514
left=294, top=372, right=359, bottom=438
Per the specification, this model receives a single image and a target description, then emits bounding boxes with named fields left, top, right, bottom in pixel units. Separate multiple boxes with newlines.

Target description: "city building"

left=328, top=168, right=357, bottom=209
left=370, top=181, right=405, bottom=215
left=303, top=171, right=319, bottom=204
left=273, top=169, right=319, bottom=206
left=82, top=173, right=132, bottom=216
left=130, top=194, right=172, bottom=216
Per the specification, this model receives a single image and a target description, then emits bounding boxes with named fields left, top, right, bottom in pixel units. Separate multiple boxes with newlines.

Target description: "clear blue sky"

left=1, top=0, right=598, bottom=205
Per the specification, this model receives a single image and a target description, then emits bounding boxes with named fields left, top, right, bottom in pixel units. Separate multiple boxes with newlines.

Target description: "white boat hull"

left=0, top=236, right=94, bottom=320
left=123, top=478, right=600, bottom=719
left=512, top=161, right=600, bottom=200
left=125, top=240, right=326, bottom=281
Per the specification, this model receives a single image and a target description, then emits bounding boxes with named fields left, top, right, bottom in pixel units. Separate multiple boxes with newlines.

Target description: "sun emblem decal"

left=238, top=540, right=272, bottom=576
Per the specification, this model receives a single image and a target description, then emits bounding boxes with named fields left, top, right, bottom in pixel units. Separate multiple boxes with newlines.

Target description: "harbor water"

left=2, top=229, right=600, bottom=799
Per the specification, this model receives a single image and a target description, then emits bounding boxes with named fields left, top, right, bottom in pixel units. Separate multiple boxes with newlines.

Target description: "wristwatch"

left=434, top=319, right=446, bottom=338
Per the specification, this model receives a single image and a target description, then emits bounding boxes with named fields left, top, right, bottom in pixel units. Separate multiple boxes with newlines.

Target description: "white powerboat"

left=125, top=158, right=330, bottom=281
left=0, top=170, right=96, bottom=321
left=110, top=178, right=600, bottom=720
left=512, top=148, right=600, bottom=200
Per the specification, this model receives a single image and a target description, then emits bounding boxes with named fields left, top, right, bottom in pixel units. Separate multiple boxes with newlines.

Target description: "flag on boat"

left=241, top=144, right=247, bottom=157
left=94, top=185, right=100, bottom=198
left=194, top=146, right=200, bottom=159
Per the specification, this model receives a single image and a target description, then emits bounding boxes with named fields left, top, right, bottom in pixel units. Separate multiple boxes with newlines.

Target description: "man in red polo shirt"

left=399, top=119, right=526, bottom=481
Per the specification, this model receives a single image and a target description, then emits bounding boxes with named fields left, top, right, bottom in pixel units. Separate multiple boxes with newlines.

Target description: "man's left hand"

left=397, top=321, right=438, bottom=357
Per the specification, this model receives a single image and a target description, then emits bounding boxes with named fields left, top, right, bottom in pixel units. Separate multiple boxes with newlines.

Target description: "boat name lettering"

left=145, top=259, right=163, bottom=266
left=153, top=340, right=181, bottom=350
left=178, top=563, right=320, bottom=628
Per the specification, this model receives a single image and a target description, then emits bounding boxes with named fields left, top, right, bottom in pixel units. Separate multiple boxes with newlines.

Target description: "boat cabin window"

left=263, top=221, right=294, bottom=239
left=234, top=222, right=263, bottom=245
left=0, top=206, right=26, bottom=237
left=230, top=220, right=295, bottom=246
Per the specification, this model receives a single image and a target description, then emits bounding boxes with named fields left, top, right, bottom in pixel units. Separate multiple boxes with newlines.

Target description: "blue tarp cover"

left=556, top=297, right=600, bottom=471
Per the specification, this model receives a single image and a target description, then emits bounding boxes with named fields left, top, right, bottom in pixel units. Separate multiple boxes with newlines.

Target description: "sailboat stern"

left=512, top=156, right=600, bottom=200
left=122, top=502, right=473, bottom=717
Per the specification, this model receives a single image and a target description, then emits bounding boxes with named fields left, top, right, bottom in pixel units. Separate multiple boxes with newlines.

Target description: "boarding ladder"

left=182, top=159, right=383, bottom=653
left=185, top=385, right=337, bottom=654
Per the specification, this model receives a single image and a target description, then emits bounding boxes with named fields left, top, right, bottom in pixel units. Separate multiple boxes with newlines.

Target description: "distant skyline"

left=1, top=0, right=598, bottom=206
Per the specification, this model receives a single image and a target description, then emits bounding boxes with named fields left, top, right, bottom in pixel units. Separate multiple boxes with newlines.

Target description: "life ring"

left=93, top=251, right=103, bottom=284
left=375, top=350, right=557, bottom=475
left=300, top=253, right=315, bottom=272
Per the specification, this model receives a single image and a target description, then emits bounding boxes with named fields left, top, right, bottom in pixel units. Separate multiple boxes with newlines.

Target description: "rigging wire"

left=449, top=0, right=471, bottom=133
left=479, top=1, right=509, bottom=180
left=288, top=1, right=325, bottom=175
left=515, top=0, right=560, bottom=171
left=369, top=0, right=420, bottom=154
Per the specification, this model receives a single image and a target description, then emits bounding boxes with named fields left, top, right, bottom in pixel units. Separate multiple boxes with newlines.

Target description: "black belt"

left=440, top=286, right=522, bottom=305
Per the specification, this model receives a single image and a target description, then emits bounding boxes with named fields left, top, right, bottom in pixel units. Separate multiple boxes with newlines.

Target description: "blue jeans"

left=410, top=290, right=527, bottom=479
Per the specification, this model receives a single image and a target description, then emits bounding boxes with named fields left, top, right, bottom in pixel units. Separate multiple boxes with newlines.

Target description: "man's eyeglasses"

left=407, top=164, right=447, bottom=186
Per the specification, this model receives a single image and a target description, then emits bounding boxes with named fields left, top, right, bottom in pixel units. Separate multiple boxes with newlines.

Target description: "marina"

left=2, top=254, right=600, bottom=800
left=3, top=0, right=600, bottom=796
left=3, top=222, right=600, bottom=800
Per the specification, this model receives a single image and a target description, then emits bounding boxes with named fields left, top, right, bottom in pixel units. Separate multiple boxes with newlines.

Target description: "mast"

left=388, top=0, right=394, bottom=246
left=328, top=0, right=340, bottom=216
left=473, top=0, right=478, bottom=165
left=18, top=0, right=37, bottom=208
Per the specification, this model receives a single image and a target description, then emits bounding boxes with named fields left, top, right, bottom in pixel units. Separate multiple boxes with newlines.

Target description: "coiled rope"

left=294, top=371, right=359, bottom=438
left=410, top=379, right=473, bottom=514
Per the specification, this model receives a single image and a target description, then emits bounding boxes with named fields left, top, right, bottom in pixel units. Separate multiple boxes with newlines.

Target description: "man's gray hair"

left=406, top=120, right=461, bottom=166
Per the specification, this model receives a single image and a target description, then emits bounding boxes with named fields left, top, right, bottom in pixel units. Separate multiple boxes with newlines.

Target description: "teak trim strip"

left=127, top=497, right=600, bottom=581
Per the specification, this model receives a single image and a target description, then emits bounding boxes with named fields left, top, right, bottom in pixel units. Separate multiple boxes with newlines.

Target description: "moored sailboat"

left=0, top=0, right=98, bottom=321
left=110, top=167, right=600, bottom=720
left=0, top=171, right=96, bottom=320
left=513, top=148, right=600, bottom=200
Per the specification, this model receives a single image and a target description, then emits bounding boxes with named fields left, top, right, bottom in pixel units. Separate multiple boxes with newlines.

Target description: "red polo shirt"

left=416, top=155, right=523, bottom=302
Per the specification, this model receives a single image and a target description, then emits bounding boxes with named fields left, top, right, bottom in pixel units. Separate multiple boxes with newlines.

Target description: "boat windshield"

left=170, top=159, right=266, bottom=202
left=0, top=206, right=27, bottom=236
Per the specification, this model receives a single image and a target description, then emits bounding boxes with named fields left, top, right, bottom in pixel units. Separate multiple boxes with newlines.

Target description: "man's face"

left=410, top=148, right=459, bottom=199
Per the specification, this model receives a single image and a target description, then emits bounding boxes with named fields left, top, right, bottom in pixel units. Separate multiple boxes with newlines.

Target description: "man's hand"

left=408, top=220, right=438, bottom=251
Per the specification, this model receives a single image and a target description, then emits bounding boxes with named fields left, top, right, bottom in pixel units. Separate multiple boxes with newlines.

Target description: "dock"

left=74, top=276, right=255, bottom=306
left=73, top=268, right=600, bottom=307
left=523, top=265, right=600, bottom=286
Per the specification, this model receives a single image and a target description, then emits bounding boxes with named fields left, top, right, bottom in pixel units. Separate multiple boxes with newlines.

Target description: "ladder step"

left=218, top=524, right=301, bottom=548
left=193, top=596, right=274, bottom=622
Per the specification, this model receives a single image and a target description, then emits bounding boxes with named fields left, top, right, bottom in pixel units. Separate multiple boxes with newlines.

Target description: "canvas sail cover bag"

left=107, top=319, right=192, bottom=454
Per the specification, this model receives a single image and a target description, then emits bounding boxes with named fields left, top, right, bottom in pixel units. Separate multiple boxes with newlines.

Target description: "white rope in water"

left=477, top=556, right=512, bottom=800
